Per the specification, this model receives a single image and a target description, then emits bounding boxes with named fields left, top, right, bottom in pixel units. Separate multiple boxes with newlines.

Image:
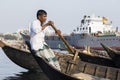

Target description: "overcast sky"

left=0, top=0, right=120, bottom=34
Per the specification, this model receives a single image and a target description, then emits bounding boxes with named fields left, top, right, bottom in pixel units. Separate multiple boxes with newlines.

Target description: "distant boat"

left=101, top=43, right=120, bottom=67
left=26, top=41, right=120, bottom=80
left=20, top=15, right=120, bottom=50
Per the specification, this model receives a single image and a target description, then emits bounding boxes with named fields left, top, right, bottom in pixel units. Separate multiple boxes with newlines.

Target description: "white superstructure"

left=74, top=15, right=116, bottom=34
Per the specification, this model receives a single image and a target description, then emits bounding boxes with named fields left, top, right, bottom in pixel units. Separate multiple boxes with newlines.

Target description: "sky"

left=0, top=0, right=120, bottom=34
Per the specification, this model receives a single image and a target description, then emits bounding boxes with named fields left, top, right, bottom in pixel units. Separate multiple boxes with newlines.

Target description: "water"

left=0, top=48, right=49, bottom=80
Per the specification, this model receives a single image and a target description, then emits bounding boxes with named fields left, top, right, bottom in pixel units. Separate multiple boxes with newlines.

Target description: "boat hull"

left=72, top=34, right=120, bottom=50
left=101, top=43, right=120, bottom=67
left=29, top=48, right=120, bottom=80
left=2, top=46, right=41, bottom=71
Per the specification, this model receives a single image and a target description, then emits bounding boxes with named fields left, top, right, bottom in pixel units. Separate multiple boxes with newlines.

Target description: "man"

left=29, top=9, right=61, bottom=71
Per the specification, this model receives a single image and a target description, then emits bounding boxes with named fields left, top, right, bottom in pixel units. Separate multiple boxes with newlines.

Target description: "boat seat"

left=72, top=73, right=110, bottom=80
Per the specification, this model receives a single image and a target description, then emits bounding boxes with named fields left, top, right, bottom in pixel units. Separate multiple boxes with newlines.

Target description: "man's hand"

left=47, top=21, right=61, bottom=35
left=42, top=21, right=54, bottom=30
left=47, top=21, right=54, bottom=26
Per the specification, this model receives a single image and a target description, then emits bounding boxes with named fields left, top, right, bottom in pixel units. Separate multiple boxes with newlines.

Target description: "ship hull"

left=72, top=34, right=120, bottom=50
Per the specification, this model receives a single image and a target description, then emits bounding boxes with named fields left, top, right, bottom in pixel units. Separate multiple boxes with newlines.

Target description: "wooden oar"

left=51, top=25, right=79, bottom=74
left=66, top=50, right=79, bottom=74
left=51, top=25, right=75, bottom=54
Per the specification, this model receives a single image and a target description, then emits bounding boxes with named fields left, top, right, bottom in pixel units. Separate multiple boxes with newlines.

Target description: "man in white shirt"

left=30, top=9, right=61, bottom=71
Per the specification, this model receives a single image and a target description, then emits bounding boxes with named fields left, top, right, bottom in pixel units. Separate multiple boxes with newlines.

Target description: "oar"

left=51, top=25, right=79, bottom=74
left=66, top=50, right=79, bottom=74
left=51, top=25, right=75, bottom=54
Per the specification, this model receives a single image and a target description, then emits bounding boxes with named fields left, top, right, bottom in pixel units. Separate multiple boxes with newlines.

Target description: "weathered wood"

left=84, top=63, right=96, bottom=75
left=78, top=61, right=86, bottom=72
left=95, top=66, right=107, bottom=78
left=117, top=70, right=120, bottom=80
left=101, top=43, right=120, bottom=69
left=66, top=51, right=79, bottom=74
left=101, top=43, right=120, bottom=59
left=106, top=67, right=118, bottom=80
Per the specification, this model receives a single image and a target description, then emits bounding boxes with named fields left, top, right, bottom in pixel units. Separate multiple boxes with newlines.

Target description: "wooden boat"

left=26, top=41, right=120, bottom=80
left=101, top=43, right=120, bottom=67
left=0, top=40, right=120, bottom=70
left=0, top=40, right=41, bottom=71
left=77, top=50, right=115, bottom=67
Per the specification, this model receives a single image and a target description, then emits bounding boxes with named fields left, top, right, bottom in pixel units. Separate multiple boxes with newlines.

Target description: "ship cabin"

left=74, top=15, right=115, bottom=36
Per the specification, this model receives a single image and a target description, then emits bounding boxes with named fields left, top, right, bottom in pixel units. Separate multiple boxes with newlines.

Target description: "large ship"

left=20, top=15, right=120, bottom=50
left=69, top=15, right=120, bottom=50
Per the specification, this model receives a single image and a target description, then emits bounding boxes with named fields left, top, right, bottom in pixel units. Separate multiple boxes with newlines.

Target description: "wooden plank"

left=84, top=63, right=96, bottom=75
left=106, top=67, right=118, bottom=80
left=95, top=66, right=107, bottom=78
left=117, top=70, right=120, bottom=80
left=78, top=61, right=86, bottom=72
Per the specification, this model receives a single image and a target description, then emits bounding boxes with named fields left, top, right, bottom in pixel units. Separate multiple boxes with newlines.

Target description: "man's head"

left=37, top=9, right=47, bottom=23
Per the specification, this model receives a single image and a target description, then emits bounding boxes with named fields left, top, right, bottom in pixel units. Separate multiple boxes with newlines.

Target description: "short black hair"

left=36, top=9, right=47, bottom=19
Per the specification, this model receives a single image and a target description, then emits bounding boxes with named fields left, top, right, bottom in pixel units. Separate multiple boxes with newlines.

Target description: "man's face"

left=38, top=14, right=47, bottom=23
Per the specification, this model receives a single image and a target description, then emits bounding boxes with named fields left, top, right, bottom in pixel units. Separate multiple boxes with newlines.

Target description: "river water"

left=0, top=48, right=49, bottom=80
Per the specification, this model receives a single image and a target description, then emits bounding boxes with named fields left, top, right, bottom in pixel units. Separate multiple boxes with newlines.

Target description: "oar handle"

left=51, top=25, right=74, bottom=54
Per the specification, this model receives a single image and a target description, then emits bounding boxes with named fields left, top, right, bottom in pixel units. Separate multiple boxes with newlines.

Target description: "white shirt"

left=29, top=19, right=54, bottom=50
